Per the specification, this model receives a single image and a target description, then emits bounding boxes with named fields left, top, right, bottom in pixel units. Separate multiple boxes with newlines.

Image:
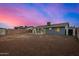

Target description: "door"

left=68, top=29, right=73, bottom=36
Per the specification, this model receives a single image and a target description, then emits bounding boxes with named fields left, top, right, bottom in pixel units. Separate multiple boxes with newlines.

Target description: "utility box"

left=0, top=28, right=6, bottom=36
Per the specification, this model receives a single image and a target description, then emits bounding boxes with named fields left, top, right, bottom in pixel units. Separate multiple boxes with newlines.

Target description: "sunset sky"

left=0, top=3, right=79, bottom=28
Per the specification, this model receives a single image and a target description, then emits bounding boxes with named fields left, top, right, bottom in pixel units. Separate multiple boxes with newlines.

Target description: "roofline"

left=35, top=22, right=69, bottom=28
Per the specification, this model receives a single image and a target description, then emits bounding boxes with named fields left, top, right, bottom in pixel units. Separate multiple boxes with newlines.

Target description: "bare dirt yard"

left=0, top=33, right=79, bottom=56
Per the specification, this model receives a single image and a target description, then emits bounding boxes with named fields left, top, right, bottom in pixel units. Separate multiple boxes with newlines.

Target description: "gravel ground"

left=0, top=34, right=79, bottom=56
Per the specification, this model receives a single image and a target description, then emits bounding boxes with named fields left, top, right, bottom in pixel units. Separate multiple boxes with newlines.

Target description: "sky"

left=0, top=3, right=79, bottom=28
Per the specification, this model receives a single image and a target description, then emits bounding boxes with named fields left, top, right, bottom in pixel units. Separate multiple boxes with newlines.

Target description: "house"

left=32, top=26, right=46, bottom=35
left=13, top=22, right=77, bottom=37
left=45, top=23, right=69, bottom=36
left=0, top=28, right=6, bottom=36
left=32, top=22, right=77, bottom=37
left=32, top=22, right=69, bottom=35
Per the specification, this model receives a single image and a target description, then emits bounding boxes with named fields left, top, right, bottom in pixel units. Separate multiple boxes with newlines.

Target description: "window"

left=56, top=28, right=60, bottom=32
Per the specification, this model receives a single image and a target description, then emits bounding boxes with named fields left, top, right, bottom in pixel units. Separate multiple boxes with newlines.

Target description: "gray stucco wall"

left=46, top=28, right=65, bottom=35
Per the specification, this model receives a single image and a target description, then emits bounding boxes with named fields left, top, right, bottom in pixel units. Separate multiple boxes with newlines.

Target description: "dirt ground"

left=0, top=33, right=79, bottom=56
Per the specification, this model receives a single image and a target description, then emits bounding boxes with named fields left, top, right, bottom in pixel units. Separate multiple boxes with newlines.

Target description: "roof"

left=51, top=23, right=69, bottom=27
left=35, top=23, right=69, bottom=28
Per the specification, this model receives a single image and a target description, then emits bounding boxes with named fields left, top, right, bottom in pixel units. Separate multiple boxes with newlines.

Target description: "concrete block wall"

left=6, top=29, right=29, bottom=35
left=0, top=29, right=6, bottom=36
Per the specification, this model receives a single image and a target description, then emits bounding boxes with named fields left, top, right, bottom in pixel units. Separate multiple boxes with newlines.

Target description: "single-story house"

left=32, top=22, right=77, bottom=37
left=45, top=23, right=69, bottom=36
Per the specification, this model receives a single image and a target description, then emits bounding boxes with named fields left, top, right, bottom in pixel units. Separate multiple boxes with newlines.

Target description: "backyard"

left=0, top=33, right=79, bottom=56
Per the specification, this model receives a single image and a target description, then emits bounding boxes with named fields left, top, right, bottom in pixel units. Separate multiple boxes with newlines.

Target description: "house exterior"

left=33, top=23, right=69, bottom=35
left=32, top=26, right=46, bottom=35
left=45, top=23, right=69, bottom=36
left=0, top=28, right=6, bottom=36
left=13, top=22, right=77, bottom=37
left=32, top=22, right=77, bottom=37
left=32, top=23, right=69, bottom=35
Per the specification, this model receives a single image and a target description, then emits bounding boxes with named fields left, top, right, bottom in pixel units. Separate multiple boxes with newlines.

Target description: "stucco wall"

left=46, top=27, right=65, bottom=35
left=6, top=29, right=30, bottom=35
